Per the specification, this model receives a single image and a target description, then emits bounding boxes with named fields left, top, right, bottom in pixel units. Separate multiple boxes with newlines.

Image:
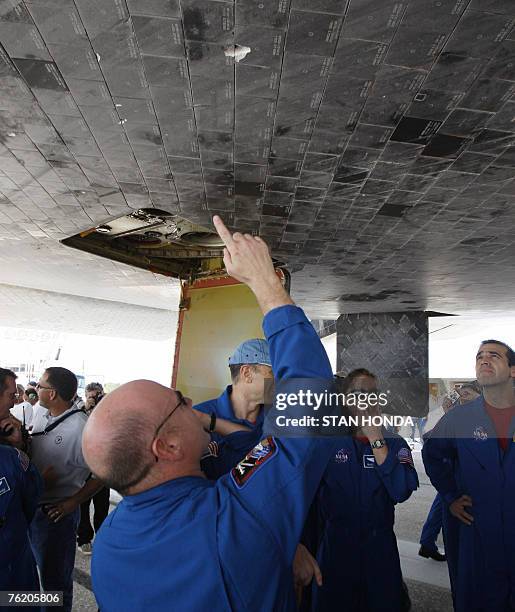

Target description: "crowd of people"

left=0, top=215, right=514, bottom=612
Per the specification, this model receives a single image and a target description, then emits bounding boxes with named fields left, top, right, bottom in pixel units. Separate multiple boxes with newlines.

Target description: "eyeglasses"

left=36, top=383, right=54, bottom=390
left=154, top=390, right=187, bottom=437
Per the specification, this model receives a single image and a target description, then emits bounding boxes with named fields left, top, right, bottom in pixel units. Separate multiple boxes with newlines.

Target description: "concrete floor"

left=72, top=440, right=454, bottom=611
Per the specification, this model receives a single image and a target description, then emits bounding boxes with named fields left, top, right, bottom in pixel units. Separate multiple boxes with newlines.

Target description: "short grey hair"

left=89, top=413, right=155, bottom=496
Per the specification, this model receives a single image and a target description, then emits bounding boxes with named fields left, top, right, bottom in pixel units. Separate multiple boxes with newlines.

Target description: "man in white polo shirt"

left=30, top=367, right=103, bottom=612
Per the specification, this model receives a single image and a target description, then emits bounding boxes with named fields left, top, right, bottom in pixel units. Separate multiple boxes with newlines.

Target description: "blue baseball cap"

left=228, top=338, right=271, bottom=366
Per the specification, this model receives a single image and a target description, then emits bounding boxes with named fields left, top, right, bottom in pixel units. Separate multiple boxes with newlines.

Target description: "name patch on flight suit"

left=231, top=437, right=278, bottom=488
left=363, top=455, right=375, bottom=469
left=0, top=477, right=10, bottom=496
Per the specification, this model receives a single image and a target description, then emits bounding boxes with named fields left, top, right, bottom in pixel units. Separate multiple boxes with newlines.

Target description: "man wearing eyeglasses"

left=29, top=367, right=104, bottom=612
left=83, top=216, right=339, bottom=612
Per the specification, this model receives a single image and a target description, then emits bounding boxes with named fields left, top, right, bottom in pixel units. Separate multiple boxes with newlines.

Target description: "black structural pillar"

left=336, top=311, right=429, bottom=418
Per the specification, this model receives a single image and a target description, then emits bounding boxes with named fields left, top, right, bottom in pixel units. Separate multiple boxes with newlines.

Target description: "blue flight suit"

left=419, top=492, right=443, bottom=552
left=0, top=445, right=42, bottom=603
left=92, top=304, right=338, bottom=612
left=195, top=385, right=265, bottom=440
left=201, top=428, right=263, bottom=480
left=310, top=434, right=418, bottom=612
left=422, top=397, right=515, bottom=612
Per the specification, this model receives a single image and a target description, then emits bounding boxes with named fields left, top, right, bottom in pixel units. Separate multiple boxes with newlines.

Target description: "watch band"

left=370, top=438, right=386, bottom=449
left=208, top=412, right=217, bottom=433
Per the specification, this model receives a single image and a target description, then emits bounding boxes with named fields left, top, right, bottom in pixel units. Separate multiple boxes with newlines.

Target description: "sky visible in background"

left=1, top=314, right=513, bottom=389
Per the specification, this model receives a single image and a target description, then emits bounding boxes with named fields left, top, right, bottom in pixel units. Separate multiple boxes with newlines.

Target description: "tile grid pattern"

left=0, top=0, right=514, bottom=315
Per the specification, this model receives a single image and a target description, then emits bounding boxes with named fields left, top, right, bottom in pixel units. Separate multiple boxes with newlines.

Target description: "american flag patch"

left=397, top=447, right=414, bottom=468
left=16, top=449, right=30, bottom=472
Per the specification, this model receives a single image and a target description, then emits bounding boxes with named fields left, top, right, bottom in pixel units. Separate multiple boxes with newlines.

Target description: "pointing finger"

left=213, top=215, right=234, bottom=250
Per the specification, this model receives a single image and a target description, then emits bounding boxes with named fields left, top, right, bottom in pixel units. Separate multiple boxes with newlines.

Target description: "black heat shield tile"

left=402, top=0, right=466, bottom=30
left=125, top=124, right=163, bottom=148
left=142, top=56, right=188, bottom=87
left=482, top=39, right=515, bottom=81
left=266, top=176, right=298, bottom=192
left=270, top=137, right=308, bottom=160
left=432, top=170, right=475, bottom=190
left=341, top=146, right=382, bottom=167
left=473, top=164, right=515, bottom=184
left=424, top=53, right=485, bottom=93
left=151, top=85, right=192, bottom=115
left=350, top=124, right=395, bottom=149
left=0, top=22, right=52, bottom=60
left=332, top=38, right=387, bottom=79
left=47, top=44, right=101, bottom=81
left=186, top=41, right=233, bottom=77
left=370, top=162, right=411, bottom=182
left=14, top=59, right=68, bottom=91
left=236, top=98, right=275, bottom=133
left=396, top=174, right=434, bottom=192
left=390, top=116, right=441, bottom=145
left=342, top=0, right=407, bottom=43
left=203, top=150, right=234, bottom=171
left=132, top=16, right=184, bottom=57
left=308, top=130, right=349, bottom=155
left=267, top=157, right=302, bottom=177
left=236, top=64, right=279, bottom=99
left=377, top=203, right=409, bottom=217
left=190, top=73, right=232, bottom=106
left=27, top=3, right=88, bottom=45
left=73, top=0, right=129, bottom=40
left=182, top=0, right=234, bottom=43
left=127, top=0, right=181, bottom=18
left=444, top=9, right=514, bottom=58
left=386, top=190, right=421, bottom=206
left=102, top=63, right=148, bottom=98
left=407, top=89, right=463, bottom=121
left=264, top=190, right=294, bottom=206
left=234, top=26, right=285, bottom=68
left=114, top=98, right=156, bottom=124
left=66, top=79, right=111, bottom=106
left=0, top=1, right=32, bottom=24
left=450, top=151, right=495, bottom=173
left=236, top=0, right=291, bottom=29
left=409, top=155, right=453, bottom=175
left=286, top=10, right=342, bottom=56
left=494, top=147, right=515, bottom=167
left=385, top=26, right=447, bottom=70
left=334, top=165, right=369, bottom=183
left=441, top=109, right=494, bottom=138
left=485, top=101, right=515, bottom=132
left=459, top=79, right=514, bottom=112
left=281, top=52, right=331, bottom=89
left=469, top=129, right=515, bottom=154
left=299, top=172, right=333, bottom=188
left=234, top=143, right=269, bottom=164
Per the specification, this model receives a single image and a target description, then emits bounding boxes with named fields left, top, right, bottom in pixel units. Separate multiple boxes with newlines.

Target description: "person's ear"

left=151, top=432, right=184, bottom=463
left=240, top=365, right=253, bottom=384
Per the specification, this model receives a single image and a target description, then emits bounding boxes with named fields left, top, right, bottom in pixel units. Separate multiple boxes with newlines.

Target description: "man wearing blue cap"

left=194, top=337, right=273, bottom=438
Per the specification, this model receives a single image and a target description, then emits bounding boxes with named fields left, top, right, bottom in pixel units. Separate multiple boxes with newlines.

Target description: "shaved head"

left=83, top=380, right=209, bottom=495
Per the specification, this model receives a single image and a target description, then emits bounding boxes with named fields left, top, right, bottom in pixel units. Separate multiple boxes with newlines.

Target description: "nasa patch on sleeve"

left=231, top=437, right=278, bottom=488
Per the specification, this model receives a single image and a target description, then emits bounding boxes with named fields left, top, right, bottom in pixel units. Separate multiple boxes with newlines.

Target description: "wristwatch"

left=370, top=438, right=386, bottom=449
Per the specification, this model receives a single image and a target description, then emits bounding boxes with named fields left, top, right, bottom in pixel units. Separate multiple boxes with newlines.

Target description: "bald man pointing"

left=83, top=216, right=336, bottom=611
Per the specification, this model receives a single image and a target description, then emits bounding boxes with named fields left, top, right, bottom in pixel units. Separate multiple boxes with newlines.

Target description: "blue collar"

left=216, top=386, right=264, bottom=429
left=123, top=476, right=211, bottom=509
